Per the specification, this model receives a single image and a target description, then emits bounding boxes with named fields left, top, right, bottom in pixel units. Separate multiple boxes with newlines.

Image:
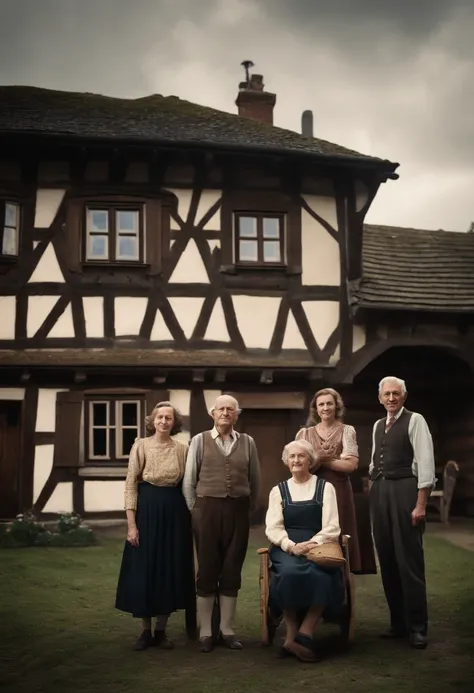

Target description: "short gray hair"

left=209, top=394, right=241, bottom=415
left=378, top=376, right=407, bottom=396
left=282, top=440, right=320, bottom=472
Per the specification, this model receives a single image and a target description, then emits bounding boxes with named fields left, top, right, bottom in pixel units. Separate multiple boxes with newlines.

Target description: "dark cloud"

left=0, top=0, right=473, bottom=231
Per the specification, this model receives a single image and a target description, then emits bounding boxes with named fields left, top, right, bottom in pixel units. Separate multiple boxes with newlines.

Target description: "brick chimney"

left=236, top=73, right=276, bottom=125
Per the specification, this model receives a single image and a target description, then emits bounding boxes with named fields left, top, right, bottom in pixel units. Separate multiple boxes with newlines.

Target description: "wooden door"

left=0, top=401, right=22, bottom=519
left=237, top=409, right=300, bottom=524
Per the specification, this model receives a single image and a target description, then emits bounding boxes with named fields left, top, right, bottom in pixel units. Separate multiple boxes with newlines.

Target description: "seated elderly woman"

left=265, top=439, right=343, bottom=663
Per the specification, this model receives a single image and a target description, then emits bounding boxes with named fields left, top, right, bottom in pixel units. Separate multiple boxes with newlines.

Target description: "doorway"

left=0, top=401, right=22, bottom=519
left=237, top=408, right=301, bottom=524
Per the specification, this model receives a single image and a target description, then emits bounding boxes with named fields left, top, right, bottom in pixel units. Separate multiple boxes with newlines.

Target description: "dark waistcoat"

left=372, top=409, right=414, bottom=480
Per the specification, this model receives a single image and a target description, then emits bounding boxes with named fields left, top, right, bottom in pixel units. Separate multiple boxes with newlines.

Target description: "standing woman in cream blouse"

left=115, top=401, right=195, bottom=651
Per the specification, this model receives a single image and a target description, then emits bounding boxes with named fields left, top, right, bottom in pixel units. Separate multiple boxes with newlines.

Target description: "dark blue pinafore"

left=269, top=478, right=344, bottom=615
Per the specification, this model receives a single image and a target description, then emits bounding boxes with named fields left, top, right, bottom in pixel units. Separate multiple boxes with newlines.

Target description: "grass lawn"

left=0, top=533, right=473, bottom=693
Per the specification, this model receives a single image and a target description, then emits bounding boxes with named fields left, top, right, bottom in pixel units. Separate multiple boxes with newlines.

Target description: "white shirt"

left=369, top=407, right=436, bottom=490
left=265, top=476, right=340, bottom=553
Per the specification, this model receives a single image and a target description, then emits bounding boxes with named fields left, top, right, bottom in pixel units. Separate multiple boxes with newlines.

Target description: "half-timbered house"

left=1, top=70, right=473, bottom=522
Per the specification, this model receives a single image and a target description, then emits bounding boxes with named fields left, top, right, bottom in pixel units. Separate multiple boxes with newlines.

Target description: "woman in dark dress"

left=265, top=439, right=343, bottom=663
left=296, top=388, right=377, bottom=575
left=115, top=401, right=195, bottom=650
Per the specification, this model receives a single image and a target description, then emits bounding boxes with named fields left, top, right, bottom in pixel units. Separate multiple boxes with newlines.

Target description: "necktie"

left=385, top=416, right=396, bottom=432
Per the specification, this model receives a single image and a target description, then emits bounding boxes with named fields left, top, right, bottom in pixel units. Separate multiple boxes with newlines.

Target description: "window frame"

left=85, top=396, right=145, bottom=464
left=82, top=201, right=145, bottom=265
left=0, top=199, right=21, bottom=260
left=233, top=212, right=286, bottom=267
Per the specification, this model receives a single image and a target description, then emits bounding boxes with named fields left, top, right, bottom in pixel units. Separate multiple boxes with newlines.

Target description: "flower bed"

left=0, top=512, right=97, bottom=548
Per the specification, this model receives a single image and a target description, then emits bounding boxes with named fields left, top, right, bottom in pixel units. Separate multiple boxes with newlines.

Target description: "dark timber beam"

left=192, top=369, right=206, bottom=383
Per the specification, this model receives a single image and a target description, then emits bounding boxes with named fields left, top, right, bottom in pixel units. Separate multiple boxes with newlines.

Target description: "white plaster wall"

left=169, top=239, right=209, bottom=283
left=303, top=195, right=338, bottom=231
left=302, top=301, right=340, bottom=350
left=204, top=390, right=222, bottom=413
left=208, top=239, right=221, bottom=252
left=329, top=344, right=341, bottom=366
left=169, top=390, right=191, bottom=417
left=355, top=180, right=370, bottom=213
left=168, top=297, right=204, bottom=339
left=0, top=388, right=25, bottom=400
left=150, top=309, right=173, bottom=341
left=27, top=296, right=59, bottom=337
left=232, top=296, right=281, bottom=349
left=33, top=444, right=54, bottom=504
left=83, top=297, right=104, bottom=338
left=115, top=297, right=148, bottom=336
left=301, top=207, right=340, bottom=286
left=204, top=299, right=229, bottom=341
left=0, top=296, right=16, bottom=339
left=196, top=189, right=222, bottom=230
left=48, top=304, right=75, bottom=338
left=352, top=325, right=367, bottom=353
left=43, top=482, right=73, bottom=513
left=84, top=481, right=124, bottom=512
left=28, top=244, right=65, bottom=283
left=34, top=189, right=66, bottom=227
left=173, top=431, right=191, bottom=445
left=36, top=389, right=67, bottom=432
left=282, top=310, right=307, bottom=350
left=164, top=188, right=193, bottom=228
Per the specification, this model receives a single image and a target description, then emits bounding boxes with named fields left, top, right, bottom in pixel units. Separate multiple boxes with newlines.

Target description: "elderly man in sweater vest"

left=369, top=376, right=436, bottom=650
left=183, top=395, right=260, bottom=653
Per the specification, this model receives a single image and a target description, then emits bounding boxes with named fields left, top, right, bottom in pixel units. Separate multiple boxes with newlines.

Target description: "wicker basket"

left=306, top=542, right=346, bottom=569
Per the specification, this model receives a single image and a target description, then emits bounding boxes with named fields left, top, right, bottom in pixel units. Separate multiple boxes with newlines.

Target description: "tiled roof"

left=356, top=224, right=474, bottom=312
left=0, top=85, right=396, bottom=166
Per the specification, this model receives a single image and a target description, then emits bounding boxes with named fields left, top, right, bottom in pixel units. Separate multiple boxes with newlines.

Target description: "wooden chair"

left=257, top=535, right=355, bottom=647
left=427, top=460, right=460, bottom=524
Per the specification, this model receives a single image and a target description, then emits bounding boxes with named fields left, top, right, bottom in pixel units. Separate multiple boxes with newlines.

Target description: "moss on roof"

left=356, top=224, right=474, bottom=312
left=0, top=85, right=395, bottom=164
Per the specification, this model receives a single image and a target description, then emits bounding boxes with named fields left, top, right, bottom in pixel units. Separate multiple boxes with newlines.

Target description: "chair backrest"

left=443, top=460, right=459, bottom=504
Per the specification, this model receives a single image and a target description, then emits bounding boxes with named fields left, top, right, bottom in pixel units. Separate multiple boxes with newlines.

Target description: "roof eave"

left=352, top=301, right=474, bottom=315
left=0, top=129, right=400, bottom=175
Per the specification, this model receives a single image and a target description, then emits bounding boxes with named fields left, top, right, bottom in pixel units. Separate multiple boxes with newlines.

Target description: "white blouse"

left=265, top=476, right=340, bottom=553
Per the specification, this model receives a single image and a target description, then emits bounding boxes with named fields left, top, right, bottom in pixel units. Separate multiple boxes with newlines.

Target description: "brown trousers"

left=192, top=496, right=250, bottom=597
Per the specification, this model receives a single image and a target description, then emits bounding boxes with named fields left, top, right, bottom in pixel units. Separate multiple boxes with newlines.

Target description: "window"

left=1, top=201, right=20, bottom=257
left=234, top=213, right=285, bottom=266
left=87, top=398, right=144, bottom=461
left=84, top=204, right=144, bottom=263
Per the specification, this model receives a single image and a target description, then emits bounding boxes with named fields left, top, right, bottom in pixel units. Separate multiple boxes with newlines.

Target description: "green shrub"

left=0, top=512, right=96, bottom=548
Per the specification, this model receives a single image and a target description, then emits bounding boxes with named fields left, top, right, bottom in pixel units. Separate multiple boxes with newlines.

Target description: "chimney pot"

left=301, top=110, right=314, bottom=138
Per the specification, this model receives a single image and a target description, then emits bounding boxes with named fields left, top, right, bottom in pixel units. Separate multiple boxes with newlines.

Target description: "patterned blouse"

left=124, top=437, right=188, bottom=511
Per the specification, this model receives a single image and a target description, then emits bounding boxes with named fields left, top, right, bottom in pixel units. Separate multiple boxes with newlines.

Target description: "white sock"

left=155, top=615, right=169, bottom=631
left=197, top=596, right=215, bottom=639
left=219, top=595, right=237, bottom=636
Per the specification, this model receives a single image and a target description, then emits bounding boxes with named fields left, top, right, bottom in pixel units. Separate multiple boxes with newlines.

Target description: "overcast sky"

left=1, top=0, right=473, bottom=231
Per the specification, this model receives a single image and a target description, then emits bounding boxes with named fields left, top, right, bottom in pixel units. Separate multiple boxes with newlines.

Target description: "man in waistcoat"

left=182, top=394, right=260, bottom=653
left=369, top=376, right=436, bottom=649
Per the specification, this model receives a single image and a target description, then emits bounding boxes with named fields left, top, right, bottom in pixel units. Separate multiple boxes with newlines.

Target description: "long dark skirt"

left=115, top=482, right=195, bottom=618
left=269, top=546, right=344, bottom=617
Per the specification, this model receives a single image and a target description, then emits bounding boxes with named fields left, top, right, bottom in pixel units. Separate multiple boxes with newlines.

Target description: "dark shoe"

left=286, top=633, right=320, bottom=663
left=222, top=634, right=243, bottom=650
left=277, top=645, right=295, bottom=659
left=410, top=632, right=428, bottom=649
left=133, top=629, right=153, bottom=651
left=199, top=636, right=214, bottom=653
left=154, top=630, right=174, bottom=650
left=379, top=627, right=407, bottom=639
